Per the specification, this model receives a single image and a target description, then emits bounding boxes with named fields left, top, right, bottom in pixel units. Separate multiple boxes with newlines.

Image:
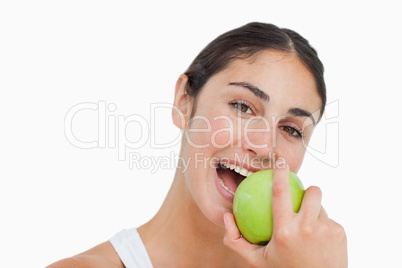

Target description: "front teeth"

left=221, top=162, right=254, bottom=177
left=240, top=168, right=249, bottom=176
left=218, top=162, right=254, bottom=196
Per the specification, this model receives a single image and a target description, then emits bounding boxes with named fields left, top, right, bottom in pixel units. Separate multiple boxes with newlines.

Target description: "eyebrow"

left=229, top=82, right=316, bottom=125
left=288, top=107, right=316, bottom=125
left=228, top=82, right=270, bottom=102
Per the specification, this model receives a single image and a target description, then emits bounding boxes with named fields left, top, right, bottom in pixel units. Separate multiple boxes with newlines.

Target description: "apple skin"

left=233, top=170, right=304, bottom=245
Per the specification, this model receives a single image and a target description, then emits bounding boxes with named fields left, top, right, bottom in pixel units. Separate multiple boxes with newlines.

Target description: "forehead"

left=202, top=50, right=322, bottom=114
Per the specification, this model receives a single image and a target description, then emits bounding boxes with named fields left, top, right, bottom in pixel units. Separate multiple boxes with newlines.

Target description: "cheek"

left=285, top=150, right=305, bottom=173
left=185, top=117, right=214, bottom=148
left=185, top=115, right=238, bottom=150
left=210, top=117, right=238, bottom=147
left=275, top=135, right=306, bottom=173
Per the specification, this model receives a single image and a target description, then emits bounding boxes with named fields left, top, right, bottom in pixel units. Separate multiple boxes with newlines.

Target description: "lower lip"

left=214, top=169, right=235, bottom=203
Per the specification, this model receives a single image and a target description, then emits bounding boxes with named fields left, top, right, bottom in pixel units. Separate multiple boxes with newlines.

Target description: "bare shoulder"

left=46, top=241, right=124, bottom=268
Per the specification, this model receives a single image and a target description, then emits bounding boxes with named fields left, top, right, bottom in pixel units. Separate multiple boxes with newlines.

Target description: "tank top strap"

left=109, top=228, right=153, bottom=268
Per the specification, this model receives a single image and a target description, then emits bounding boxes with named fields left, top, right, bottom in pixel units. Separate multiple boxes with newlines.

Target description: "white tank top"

left=109, top=228, right=153, bottom=268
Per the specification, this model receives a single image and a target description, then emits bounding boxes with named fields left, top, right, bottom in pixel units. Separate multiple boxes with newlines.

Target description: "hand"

left=223, top=158, right=348, bottom=267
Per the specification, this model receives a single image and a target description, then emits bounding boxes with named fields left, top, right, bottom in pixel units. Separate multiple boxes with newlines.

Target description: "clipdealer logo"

left=64, top=100, right=340, bottom=170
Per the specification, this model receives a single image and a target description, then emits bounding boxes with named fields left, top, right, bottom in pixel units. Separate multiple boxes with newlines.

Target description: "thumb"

left=223, top=213, right=262, bottom=261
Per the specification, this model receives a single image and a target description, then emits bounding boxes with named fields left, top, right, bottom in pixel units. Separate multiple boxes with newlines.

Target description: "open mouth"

left=216, top=162, right=254, bottom=196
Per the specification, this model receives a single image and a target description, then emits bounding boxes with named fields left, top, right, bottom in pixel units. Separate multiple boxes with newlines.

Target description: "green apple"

left=233, top=170, right=304, bottom=245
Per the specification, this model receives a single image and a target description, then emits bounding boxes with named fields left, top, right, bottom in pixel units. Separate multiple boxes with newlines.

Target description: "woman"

left=48, top=22, right=347, bottom=267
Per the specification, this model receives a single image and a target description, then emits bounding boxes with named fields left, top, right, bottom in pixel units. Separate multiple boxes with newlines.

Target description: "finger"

left=318, top=205, right=329, bottom=221
left=299, top=186, right=322, bottom=222
left=223, top=213, right=261, bottom=259
left=272, top=158, right=293, bottom=228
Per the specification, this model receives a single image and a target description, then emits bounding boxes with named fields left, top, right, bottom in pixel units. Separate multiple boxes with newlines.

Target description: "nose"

left=241, top=117, right=279, bottom=162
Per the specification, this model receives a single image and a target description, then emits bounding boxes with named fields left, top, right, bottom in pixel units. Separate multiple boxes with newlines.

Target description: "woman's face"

left=179, top=50, right=322, bottom=227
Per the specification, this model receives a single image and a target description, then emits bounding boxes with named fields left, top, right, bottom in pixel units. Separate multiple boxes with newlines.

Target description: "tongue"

left=219, top=168, right=245, bottom=193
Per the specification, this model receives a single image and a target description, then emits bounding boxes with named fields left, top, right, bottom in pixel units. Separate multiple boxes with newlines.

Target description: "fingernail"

left=275, top=157, right=287, bottom=169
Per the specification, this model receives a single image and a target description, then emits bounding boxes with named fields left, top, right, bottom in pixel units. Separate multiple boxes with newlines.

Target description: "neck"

left=138, top=166, right=246, bottom=267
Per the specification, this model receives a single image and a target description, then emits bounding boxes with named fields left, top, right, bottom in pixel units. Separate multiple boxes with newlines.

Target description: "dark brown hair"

left=184, top=22, right=326, bottom=120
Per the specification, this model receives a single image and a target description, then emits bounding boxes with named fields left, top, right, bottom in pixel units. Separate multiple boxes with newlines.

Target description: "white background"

left=1, top=1, right=401, bottom=267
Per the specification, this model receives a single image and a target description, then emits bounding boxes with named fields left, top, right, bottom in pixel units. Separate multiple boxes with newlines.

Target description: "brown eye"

left=231, top=101, right=253, bottom=114
left=279, top=126, right=303, bottom=139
